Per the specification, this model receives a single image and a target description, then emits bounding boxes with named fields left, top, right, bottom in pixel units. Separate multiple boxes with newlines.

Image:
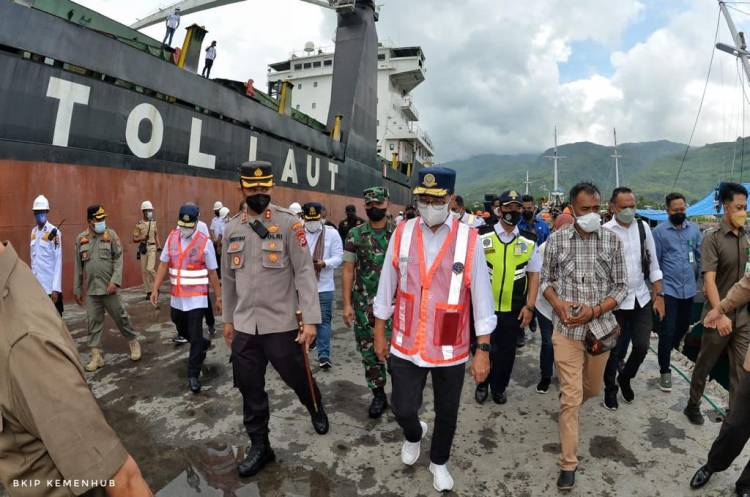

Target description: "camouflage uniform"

left=344, top=191, right=394, bottom=391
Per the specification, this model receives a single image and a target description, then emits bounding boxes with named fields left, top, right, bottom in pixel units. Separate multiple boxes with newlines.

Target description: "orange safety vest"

left=390, top=217, right=477, bottom=365
left=167, top=229, right=210, bottom=298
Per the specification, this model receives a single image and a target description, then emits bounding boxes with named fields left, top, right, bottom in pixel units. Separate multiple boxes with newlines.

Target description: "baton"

left=296, top=310, right=319, bottom=413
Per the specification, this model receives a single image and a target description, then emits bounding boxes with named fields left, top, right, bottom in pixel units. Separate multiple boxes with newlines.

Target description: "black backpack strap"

left=637, top=220, right=650, bottom=282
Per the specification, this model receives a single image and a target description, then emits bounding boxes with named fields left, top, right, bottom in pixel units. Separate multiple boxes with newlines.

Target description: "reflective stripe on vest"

left=391, top=218, right=476, bottom=365
left=482, top=232, right=534, bottom=312
left=167, top=229, right=210, bottom=298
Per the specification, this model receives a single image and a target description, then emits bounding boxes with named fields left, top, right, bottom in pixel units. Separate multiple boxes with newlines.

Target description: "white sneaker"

left=401, top=421, right=428, bottom=465
left=429, top=463, right=454, bottom=492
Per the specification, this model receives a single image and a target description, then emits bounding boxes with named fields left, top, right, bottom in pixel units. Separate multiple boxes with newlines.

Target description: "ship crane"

left=130, top=0, right=372, bottom=30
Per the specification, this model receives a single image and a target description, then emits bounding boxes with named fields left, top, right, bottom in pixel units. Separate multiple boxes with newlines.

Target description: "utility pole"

left=544, top=126, right=566, bottom=206
left=611, top=128, right=622, bottom=188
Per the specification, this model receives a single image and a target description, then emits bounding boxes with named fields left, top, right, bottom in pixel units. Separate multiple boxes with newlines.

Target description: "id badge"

left=688, top=251, right=695, bottom=264
left=514, top=242, right=528, bottom=255
left=746, top=262, right=750, bottom=274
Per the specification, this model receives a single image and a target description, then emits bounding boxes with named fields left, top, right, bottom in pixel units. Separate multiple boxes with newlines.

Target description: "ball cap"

left=498, top=190, right=523, bottom=206
left=413, top=167, right=456, bottom=197
left=302, top=202, right=323, bottom=220
left=240, top=161, right=273, bottom=189
left=177, top=204, right=199, bottom=227
left=87, top=204, right=106, bottom=220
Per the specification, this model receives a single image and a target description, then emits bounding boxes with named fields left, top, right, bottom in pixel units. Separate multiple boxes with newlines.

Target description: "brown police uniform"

left=688, top=219, right=750, bottom=410
left=0, top=242, right=128, bottom=497
left=132, top=219, right=158, bottom=295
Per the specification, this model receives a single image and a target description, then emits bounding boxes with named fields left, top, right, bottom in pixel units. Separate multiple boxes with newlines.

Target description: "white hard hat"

left=289, top=202, right=302, bottom=214
left=141, top=200, right=153, bottom=210
left=219, top=206, right=230, bottom=219
left=32, top=195, right=50, bottom=211
left=213, top=201, right=223, bottom=211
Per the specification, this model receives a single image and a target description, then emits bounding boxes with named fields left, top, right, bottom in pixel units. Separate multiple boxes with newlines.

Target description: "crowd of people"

left=5, top=165, right=750, bottom=496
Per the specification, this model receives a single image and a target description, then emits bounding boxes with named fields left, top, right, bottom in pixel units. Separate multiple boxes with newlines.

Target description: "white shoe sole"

left=401, top=421, right=428, bottom=466
left=429, top=463, right=454, bottom=492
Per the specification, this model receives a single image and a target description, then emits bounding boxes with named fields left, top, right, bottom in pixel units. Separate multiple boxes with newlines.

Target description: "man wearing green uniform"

left=74, top=205, right=141, bottom=372
left=343, top=187, right=394, bottom=418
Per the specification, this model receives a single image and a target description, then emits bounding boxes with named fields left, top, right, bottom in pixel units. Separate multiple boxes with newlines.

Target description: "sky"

left=78, top=0, right=750, bottom=162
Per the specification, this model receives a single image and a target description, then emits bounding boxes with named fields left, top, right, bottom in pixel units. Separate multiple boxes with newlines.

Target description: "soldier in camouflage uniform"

left=343, top=186, right=394, bottom=418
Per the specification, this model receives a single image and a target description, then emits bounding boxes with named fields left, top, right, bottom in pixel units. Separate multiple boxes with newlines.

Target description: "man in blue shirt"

left=653, top=192, right=702, bottom=393
left=519, top=195, right=550, bottom=244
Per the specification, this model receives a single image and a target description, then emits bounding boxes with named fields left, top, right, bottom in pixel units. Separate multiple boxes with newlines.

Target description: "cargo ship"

left=0, top=0, right=421, bottom=295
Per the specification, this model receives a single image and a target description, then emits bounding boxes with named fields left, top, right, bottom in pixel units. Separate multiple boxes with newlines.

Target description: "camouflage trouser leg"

left=353, top=307, right=391, bottom=391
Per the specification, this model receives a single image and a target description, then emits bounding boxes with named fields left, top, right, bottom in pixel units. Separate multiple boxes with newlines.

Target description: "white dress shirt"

left=305, top=225, right=343, bottom=293
left=30, top=222, right=62, bottom=294
left=535, top=242, right=554, bottom=320
left=460, top=211, right=485, bottom=227
left=197, top=220, right=210, bottom=237
left=166, top=13, right=180, bottom=29
left=493, top=224, right=543, bottom=273
left=374, top=215, right=497, bottom=367
left=160, top=231, right=218, bottom=311
left=206, top=46, right=217, bottom=61
left=210, top=216, right=225, bottom=242
left=603, top=218, right=662, bottom=310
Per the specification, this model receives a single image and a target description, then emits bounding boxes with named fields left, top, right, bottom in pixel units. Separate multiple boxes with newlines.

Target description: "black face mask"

left=366, top=207, right=387, bottom=222
left=405, top=211, right=417, bottom=219
left=246, top=194, right=271, bottom=214
left=669, top=213, right=686, bottom=226
left=522, top=210, right=534, bottom=222
left=502, top=211, right=521, bottom=226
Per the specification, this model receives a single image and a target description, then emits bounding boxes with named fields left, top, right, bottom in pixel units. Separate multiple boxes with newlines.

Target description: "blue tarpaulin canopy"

left=637, top=183, right=750, bottom=221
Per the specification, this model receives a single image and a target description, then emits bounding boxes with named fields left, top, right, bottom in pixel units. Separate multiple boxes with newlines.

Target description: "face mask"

left=214, top=210, right=220, bottom=217
left=417, top=202, right=450, bottom=227
left=93, top=221, right=106, bottom=234
left=451, top=210, right=462, bottom=220
left=501, top=210, right=521, bottom=226
left=305, top=220, right=322, bottom=232
left=575, top=212, right=601, bottom=233
left=145, top=211, right=153, bottom=221
left=731, top=210, right=748, bottom=229
left=180, top=227, right=195, bottom=238
left=34, top=212, right=47, bottom=225
left=246, top=194, right=271, bottom=214
left=669, top=213, right=686, bottom=226
left=366, top=207, right=387, bottom=222
left=522, top=210, right=534, bottom=222
left=615, top=207, right=636, bottom=225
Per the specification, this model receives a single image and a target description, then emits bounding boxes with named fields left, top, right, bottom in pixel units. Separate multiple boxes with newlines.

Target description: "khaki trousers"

left=86, top=294, right=137, bottom=348
left=552, top=330, right=610, bottom=471
left=140, top=247, right=157, bottom=294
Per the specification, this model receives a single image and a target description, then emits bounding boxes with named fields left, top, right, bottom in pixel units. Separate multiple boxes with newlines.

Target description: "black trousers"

left=604, top=301, right=653, bottom=395
left=204, top=294, right=215, bottom=329
left=388, top=355, right=465, bottom=465
left=232, top=330, right=322, bottom=442
left=202, top=59, right=214, bottom=78
left=171, top=307, right=210, bottom=378
left=50, top=294, right=63, bottom=316
left=482, top=311, right=523, bottom=394
left=707, top=370, right=750, bottom=492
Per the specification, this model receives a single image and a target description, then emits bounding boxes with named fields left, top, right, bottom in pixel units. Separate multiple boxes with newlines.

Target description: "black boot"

left=238, top=438, right=275, bottom=477
left=368, top=388, right=388, bottom=418
left=310, top=405, right=329, bottom=434
left=557, top=469, right=576, bottom=491
left=475, top=383, right=489, bottom=404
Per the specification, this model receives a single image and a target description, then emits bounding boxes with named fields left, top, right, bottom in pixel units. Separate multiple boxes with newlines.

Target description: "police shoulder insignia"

left=297, top=237, right=307, bottom=247
left=292, top=221, right=304, bottom=231
left=268, top=224, right=279, bottom=234
left=264, top=209, right=272, bottom=220
left=481, top=237, right=493, bottom=248
left=102, top=231, right=111, bottom=242
left=80, top=236, right=89, bottom=245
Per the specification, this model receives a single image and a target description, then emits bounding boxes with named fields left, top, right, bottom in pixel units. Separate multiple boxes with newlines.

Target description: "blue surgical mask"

left=94, top=221, right=106, bottom=234
left=34, top=212, right=47, bottom=225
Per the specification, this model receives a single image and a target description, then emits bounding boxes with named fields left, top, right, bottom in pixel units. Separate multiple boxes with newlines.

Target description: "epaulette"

left=519, top=229, right=537, bottom=242
left=477, top=224, right=494, bottom=236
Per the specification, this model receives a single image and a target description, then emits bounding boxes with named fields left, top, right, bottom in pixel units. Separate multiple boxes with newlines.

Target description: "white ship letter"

left=248, top=135, right=258, bottom=161
left=281, top=148, right=299, bottom=184
left=188, top=118, right=216, bottom=169
left=46, top=77, right=90, bottom=147
left=328, top=162, right=339, bottom=191
left=125, top=103, right=164, bottom=158
left=306, top=155, right=320, bottom=187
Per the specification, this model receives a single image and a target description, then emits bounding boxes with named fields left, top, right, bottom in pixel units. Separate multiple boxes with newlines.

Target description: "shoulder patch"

left=292, top=221, right=304, bottom=231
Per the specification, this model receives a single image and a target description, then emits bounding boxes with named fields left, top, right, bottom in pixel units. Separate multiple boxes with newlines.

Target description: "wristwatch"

left=477, top=343, right=491, bottom=352
left=656, top=292, right=664, bottom=298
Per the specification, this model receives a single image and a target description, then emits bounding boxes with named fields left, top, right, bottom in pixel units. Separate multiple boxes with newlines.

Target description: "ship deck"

left=13, top=286, right=750, bottom=496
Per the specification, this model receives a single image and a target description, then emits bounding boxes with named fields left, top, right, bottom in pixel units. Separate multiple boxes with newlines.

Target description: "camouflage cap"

left=470, top=201, right=484, bottom=214
left=363, top=186, right=389, bottom=203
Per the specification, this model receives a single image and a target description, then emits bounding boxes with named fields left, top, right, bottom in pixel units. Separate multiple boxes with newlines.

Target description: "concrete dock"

left=28, top=288, right=750, bottom=496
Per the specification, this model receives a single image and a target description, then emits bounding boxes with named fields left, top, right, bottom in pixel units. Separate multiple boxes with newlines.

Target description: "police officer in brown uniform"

left=132, top=200, right=160, bottom=300
left=222, top=161, right=328, bottom=477
left=0, top=241, right=153, bottom=497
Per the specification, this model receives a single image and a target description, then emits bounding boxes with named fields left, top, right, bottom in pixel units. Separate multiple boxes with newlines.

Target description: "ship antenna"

left=611, top=128, right=622, bottom=188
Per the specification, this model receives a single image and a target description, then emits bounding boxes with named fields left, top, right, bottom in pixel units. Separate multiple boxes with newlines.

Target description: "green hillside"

left=447, top=138, right=750, bottom=207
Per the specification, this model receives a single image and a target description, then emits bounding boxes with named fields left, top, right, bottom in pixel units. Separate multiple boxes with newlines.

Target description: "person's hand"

left=150, top=290, right=159, bottom=307
left=50, top=291, right=60, bottom=303
left=295, top=324, right=317, bottom=348
left=74, top=293, right=84, bottom=306
left=106, top=282, right=118, bottom=295
left=223, top=323, right=235, bottom=348
left=717, top=315, right=734, bottom=336
left=552, top=300, right=575, bottom=324
left=343, top=304, right=355, bottom=327
left=567, top=304, right=594, bottom=326
left=313, top=259, right=326, bottom=272
left=374, top=331, right=390, bottom=362
left=653, top=296, right=665, bottom=321
left=214, top=296, right=223, bottom=315
left=518, top=307, right=534, bottom=328
left=470, top=349, right=490, bottom=383
left=704, top=307, right=724, bottom=329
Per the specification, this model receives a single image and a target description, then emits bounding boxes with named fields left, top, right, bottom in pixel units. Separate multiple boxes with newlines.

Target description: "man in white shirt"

left=150, top=204, right=221, bottom=394
left=451, top=195, right=484, bottom=227
left=30, top=194, right=63, bottom=315
left=373, top=167, right=495, bottom=493
left=163, top=8, right=180, bottom=47
left=602, top=187, right=665, bottom=410
left=210, top=201, right=224, bottom=240
left=202, top=41, right=217, bottom=78
left=303, top=202, right=343, bottom=369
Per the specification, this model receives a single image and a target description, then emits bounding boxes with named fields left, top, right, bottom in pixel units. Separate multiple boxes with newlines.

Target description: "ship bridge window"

left=294, top=63, right=302, bottom=70
left=298, top=83, right=302, bottom=89
left=324, top=60, right=333, bottom=66
left=313, top=81, right=318, bottom=88
left=303, top=62, right=312, bottom=69
left=312, top=102, right=317, bottom=109
left=313, top=61, right=321, bottom=68
left=378, top=53, right=386, bottom=61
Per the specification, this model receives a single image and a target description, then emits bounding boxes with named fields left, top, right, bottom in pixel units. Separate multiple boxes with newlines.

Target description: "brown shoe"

left=129, top=340, right=142, bottom=361
left=85, top=347, right=104, bottom=372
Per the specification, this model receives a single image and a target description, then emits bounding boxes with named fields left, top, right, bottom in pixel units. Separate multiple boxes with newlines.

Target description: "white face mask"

left=180, top=227, right=195, bottom=239
left=417, top=201, right=450, bottom=227
left=305, top=220, right=322, bottom=233
left=451, top=210, right=462, bottom=220
left=575, top=212, right=602, bottom=233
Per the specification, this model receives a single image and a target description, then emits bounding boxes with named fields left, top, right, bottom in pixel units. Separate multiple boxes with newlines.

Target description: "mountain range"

left=446, top=138, right=750, bottom=207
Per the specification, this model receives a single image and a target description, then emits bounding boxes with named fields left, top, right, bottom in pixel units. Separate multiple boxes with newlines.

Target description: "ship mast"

left=544, top=126, right=566, bottom=205
left=717, top=2, right=750, bottom=86
left=611, top=128, right=622, bottom=188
